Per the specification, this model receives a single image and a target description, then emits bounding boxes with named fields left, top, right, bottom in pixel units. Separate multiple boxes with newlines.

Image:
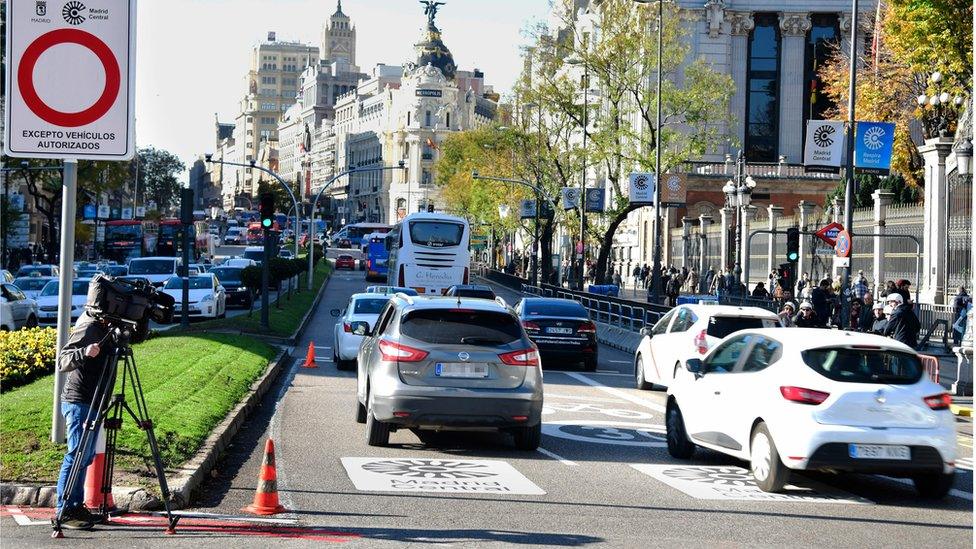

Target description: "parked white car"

left=127, top=257, right=181, bottom=286
left=1, top=283, right=39, bottom=330
left=330, top=293, right=391, bottom=370
left=665, top=328, right=957, bottom=497
left=161, top=274, right=226, bottom=320
left=12, top=275, right=56, bottom=300
left=35, top=279, right=91, bottom=326
left=634, top=304, right=781, bottom=390
left=223, top=258, right=257, bottom=269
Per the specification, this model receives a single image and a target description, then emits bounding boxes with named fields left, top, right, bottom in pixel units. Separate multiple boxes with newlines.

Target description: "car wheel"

left=750, top=422, right=789, bottom=492
left=25, top=315, right=38, bottom=328
left=912, top=472, right=955, bottom=499
left=583, top=357, right=598, bottom=372
left=635, top=355, right=653, bottom=390
left=665, top=401, right=695, bottom=459
left=365, top=395, right=390, bottom=447
left=512, top=422, right=541, bottom=451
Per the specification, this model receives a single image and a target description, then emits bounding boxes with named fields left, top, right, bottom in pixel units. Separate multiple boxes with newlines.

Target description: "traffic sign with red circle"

left=3, top=0, right=135, bottom=160
left=834, top=229, right=852, bottom=258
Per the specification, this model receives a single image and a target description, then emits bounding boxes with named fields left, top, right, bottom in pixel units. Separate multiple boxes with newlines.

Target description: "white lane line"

left=883, top=477, right=974, bottom=501
left=164, top=511, right=299, bottom=525
left=314, top=345, right=332, bottom=350
left=7, top=507, right=47, bottom=526
left=564, top=372, right=666, bottom=412
left=313, top=357, right=334, bottom=363
left=537, top=446, right=578, bottom=466
left=545, top=393, right=623, bottom=403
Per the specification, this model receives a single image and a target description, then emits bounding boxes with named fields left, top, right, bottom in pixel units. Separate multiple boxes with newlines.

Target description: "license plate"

left=434, top=363, right=489, bottom=378
left=848, top=444, right=911, bottom=460
left=546, top=327, right=573, bottom=334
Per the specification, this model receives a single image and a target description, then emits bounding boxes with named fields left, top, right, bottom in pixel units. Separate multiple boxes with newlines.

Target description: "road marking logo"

left=342, top=458, right=545, bottom=495
left=542, top=420, right=666, bottom=447
left=631, top=465, right=872, bottom=504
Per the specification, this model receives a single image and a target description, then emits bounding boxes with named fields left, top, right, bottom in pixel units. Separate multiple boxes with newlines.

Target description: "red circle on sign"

left=17, top=28, right=121, bottom=128
left=835, top=229, right=852, bottom=258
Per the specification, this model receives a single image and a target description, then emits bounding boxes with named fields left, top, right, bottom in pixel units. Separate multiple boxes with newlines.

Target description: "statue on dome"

left=420, top=1, right=445, bottom=25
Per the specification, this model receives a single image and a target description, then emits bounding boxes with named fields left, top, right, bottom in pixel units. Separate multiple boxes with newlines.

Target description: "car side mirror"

left=330, top=308, right=341, bottom=317
left=685, top=358, right=703, bottom=376
left=639, top=326, right=653, bottom=337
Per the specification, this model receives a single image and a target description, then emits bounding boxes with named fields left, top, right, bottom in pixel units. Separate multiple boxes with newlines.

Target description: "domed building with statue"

left=328, top=0, right=499, bottom=224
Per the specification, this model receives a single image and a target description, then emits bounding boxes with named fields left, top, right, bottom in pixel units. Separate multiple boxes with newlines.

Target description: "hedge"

left=0, top=328, right=57, bottom=391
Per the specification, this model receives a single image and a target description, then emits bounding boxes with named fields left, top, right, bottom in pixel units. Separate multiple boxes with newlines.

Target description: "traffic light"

left=786, top=227, right=800, bottom=263
left=180, top=188, right=194, bottom=225
left=778, top=262, right=793, bottom=293
left=260, top=192, right=275, bottom=229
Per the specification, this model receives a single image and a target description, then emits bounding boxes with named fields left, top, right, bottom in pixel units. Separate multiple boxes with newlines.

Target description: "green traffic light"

left=787, top=252, right=798, bottom=261
left=262, top=219, right=271, bottom=228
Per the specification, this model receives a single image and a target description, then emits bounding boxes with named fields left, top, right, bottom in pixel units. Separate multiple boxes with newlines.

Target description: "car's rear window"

left=401, top=310, right=522, bottom=346
left=456, top=289, right=496, bottom=300
left=523, top=301, right=588, bottom=318
left=706, top=316, right=777, bottom=339
left=801, top=347, right=923, bottom=385
left=354, top=298, right=388, bottom=314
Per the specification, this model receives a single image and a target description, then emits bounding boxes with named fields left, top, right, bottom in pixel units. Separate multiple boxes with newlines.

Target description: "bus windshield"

left=105, top=223, right=142, bottom=242
left=408, top=221, right=464, bottom=248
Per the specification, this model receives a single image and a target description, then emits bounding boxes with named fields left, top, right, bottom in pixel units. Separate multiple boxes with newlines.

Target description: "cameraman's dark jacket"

left=58, top=312, right=111, bottom=404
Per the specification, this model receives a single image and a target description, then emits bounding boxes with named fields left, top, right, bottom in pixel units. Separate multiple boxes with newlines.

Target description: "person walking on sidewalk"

left=883, top=293, right=920, bottom=348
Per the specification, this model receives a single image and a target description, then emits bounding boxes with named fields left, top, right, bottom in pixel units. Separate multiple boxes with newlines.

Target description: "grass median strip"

left=0, top=333, right=276, bottom=483
left=194, top=261, right=332, bottom=337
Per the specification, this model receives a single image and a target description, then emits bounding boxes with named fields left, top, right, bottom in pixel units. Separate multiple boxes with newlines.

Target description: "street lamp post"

left=722, top=152, right=756, bottom=291
left=565, top=57, right=590, bottom=290
left=473, top=171, right=558, bottom=287
left=205, top=157, right=302, bottom=258
left=307, top=162, right=406, bottom=289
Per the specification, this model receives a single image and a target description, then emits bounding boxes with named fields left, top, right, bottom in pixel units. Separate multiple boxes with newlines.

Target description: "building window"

left=424, top=110, right=432, bottom=127
left=804, top=14, right=839, bottom=123
left=422, top=142, right=434, bottom=161
left=421, top=169, right=432, bottom=187
left=407, top=111, right=411, bottom=126
left=744, top=13, right=781, bottom=162
left=446, top=112, right=450, bottom=128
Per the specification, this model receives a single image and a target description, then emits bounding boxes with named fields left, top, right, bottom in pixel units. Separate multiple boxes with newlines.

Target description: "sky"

left=134, top=0, right=553, bottom=176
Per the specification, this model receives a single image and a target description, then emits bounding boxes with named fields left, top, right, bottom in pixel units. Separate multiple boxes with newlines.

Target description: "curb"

left=950, top=404, right=973, bottom=417
left=1, top=348, right=290, bottom=510
left=239, top=267, right=332, bottom=346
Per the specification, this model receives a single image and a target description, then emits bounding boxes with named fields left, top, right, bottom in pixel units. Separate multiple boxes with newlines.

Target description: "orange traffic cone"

left=243, top=439, right=287, bottom=515
left=302, top=341, right=317, bottom=368
left=84, top=425, right=116, bottom=512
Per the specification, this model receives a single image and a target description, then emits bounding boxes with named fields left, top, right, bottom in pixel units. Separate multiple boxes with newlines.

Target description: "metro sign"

left=815, top=222, right=844, bottom=246
left=4, top=0, right=136, bottom=159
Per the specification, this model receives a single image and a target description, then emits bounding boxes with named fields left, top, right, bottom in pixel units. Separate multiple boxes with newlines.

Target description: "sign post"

left=803, top=120, right=845, bottom=174
left=4, top=0, right=137, bottom=443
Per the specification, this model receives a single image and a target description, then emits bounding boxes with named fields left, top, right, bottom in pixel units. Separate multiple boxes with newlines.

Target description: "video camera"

left=85, top=274, right=175, bottom=342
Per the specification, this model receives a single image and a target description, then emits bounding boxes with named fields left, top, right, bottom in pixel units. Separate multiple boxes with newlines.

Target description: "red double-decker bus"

left=103, top=220, right=156, bottom=263
left=156, top=219, right=196, bottom=258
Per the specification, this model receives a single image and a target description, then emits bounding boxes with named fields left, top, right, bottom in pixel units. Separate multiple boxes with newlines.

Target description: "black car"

left=514, top=298, right=598, bottom=371
left=445, top=284, right=497, bottom=300
left=211, top=266, right=253, bottom=308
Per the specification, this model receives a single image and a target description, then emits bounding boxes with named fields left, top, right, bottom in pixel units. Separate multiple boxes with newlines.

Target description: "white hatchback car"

left=35, top=279, right=91, bottom=326
left=331, top=293, right=391, bottom=370
left=1, top=283, right=39, bottom=330
left=665, top=328, right=957, bottom=497
left=635, top=304, right=781, bottom=390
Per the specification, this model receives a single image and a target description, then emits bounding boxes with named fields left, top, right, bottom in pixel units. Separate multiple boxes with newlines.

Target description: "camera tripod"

left=52, top=323, right=180, bottom=538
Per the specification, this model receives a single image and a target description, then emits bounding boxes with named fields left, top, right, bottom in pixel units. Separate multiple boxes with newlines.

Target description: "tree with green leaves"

left=133, top=147, right=186, bottom=212
left=526, top=0, right=733, bottom=283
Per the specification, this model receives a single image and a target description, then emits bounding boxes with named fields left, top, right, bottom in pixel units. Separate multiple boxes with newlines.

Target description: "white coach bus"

left=386, top=213, right=471, bottom=295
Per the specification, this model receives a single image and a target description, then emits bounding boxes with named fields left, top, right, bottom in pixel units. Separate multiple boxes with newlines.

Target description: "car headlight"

left=200, top=293, right=214, bottom=302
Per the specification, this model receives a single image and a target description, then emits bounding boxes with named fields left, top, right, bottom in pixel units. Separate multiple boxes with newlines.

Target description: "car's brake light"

left=693, top=329, right=708, bottom=355
left=577, top=321, right=597, bottom=334
left=377, top=339, right=428, bottom=362
left=923, top=392, right=952, bottom=410
left=522, top=321, right=541, bottom=332
left=499, top=348, right=540, bottom=367
left=780, top=386, right=830, bottom=405
left=343, top=321, right=352, bottom=333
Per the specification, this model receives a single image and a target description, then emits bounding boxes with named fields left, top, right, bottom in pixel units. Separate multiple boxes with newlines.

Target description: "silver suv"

left=355, top=294, right=544, bottom=450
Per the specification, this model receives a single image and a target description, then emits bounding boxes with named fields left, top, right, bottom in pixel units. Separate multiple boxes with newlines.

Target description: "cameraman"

left=55, top=310, right=111, bottom=530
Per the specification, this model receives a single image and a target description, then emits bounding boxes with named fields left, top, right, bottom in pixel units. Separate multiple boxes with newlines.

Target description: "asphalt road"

left=3, top=262, right=972, bottom=547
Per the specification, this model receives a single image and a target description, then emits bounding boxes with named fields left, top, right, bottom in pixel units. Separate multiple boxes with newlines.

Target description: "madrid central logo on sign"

left=4, top=0, right=136, bottom=160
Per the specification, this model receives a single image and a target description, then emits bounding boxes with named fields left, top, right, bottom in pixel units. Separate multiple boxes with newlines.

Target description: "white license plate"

left=848, top=444, right=911, bottom=460
left=434, top=363, right=489, bottom=378
left=546, top=327, right=573, bottom=334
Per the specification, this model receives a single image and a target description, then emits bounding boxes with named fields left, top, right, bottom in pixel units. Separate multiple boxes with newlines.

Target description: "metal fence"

left=948, top=173, right=973, bottom=291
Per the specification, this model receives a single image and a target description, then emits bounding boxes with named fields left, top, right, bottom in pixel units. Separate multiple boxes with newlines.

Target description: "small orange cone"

left=243, top=439, right=287, bottom=515
left=302, top=341, right=317, bottom=368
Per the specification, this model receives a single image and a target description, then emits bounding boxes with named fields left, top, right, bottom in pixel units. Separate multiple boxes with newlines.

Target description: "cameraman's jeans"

left=56, top=401, right=97, bottom=512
